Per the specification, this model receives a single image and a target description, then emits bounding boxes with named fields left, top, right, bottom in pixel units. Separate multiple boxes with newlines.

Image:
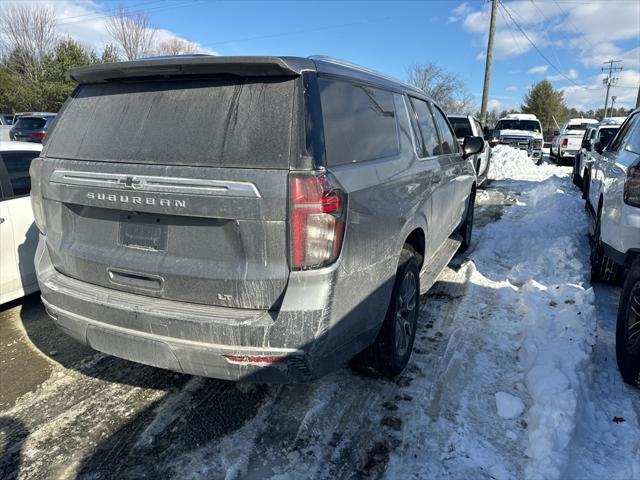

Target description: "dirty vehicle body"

left=32, top=56, right=480, bottom=382
left=448, top=114, right=490, bottom=188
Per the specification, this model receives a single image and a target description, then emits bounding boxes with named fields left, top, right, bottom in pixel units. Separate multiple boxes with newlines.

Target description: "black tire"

left=458, top=189, right=475, bottom=253
left=616, top=260, right=640, bottom=387
left=351, top=248, right=420, bottom=378
left=590, top=208, right=623, bottom=284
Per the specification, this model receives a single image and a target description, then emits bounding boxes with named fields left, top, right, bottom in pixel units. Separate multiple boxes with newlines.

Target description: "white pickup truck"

left=490, top=113, right=544, bottom=164
left=551, top=118, right=598, bottom=166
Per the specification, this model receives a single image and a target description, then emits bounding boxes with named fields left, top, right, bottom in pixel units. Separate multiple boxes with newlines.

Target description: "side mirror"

left=463, top=136, right=484, bottom=159
left=581, top=139, right=591, bottom=150
left=595, top=141, right=604, bottom=154
left=483, top=127, right=492, bottom=140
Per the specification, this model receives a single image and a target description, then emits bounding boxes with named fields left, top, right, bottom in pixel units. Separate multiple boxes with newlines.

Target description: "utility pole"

left=480, top=0, right=498, bottom=126
left=601, top=59, right=622, bottom=119
left=636, top=84, right=640, bottom=109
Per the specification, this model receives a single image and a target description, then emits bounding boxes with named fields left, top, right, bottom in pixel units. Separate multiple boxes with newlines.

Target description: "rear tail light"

left=9, top=130, right=14, bottom=140
left=31, top=132, right=46, bottom=139
left=289, top=172, right=346, bottom=270
left=561, top=138, right=568, bottom=148
left=29, top=158, right=47, bottom=235
left=624, top=162, right=640, bottom=207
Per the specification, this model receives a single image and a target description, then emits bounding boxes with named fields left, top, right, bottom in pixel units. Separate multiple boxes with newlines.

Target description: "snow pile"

left=474, top=149, right=599, bottom=479
left=495, top=392, right=525, bottom=420
left=489, top=145, right=561, bottom=181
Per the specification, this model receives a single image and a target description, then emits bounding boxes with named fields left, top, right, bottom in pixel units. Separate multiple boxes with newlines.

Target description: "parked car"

left=448, top=114, right=491, bottom=189
left=9, top=113, right=57, bottom=143
left=31, top=55, right=483, bottom=383
left=572, top=119, right=622, bottom=196
left=491, top=113, right=544, bottom=164
left=550, top=118, right=598, bottom=166
left=0, top=141, right=42, bottom=304
left=586, top=109, right=640, bottom=386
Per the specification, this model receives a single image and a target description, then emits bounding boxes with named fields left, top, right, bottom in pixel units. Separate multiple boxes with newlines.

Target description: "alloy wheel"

left=394, top=270, right=417, bottom=358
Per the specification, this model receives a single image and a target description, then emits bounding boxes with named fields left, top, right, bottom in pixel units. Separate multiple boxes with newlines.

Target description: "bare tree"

left=406, top=62, right=475, bottom=114
left=156, top=38, right=199, bottom=56
left=106, top=7, right=156, bottom=60
left=0, top=3, right=58, bottom=79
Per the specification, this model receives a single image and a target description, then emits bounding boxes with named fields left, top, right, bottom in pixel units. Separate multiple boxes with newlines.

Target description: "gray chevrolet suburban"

left=31, top=55, right=483, bottom=382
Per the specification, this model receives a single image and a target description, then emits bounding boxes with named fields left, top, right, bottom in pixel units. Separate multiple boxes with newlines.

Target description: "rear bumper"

left=36, top=239, right=365, bottom=383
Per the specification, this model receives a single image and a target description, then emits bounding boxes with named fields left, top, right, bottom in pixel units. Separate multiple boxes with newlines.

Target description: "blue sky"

left=34, top=0, right=640, bottom=111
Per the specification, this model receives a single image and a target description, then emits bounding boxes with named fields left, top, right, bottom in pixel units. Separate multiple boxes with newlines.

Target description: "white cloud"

left=547, top=69, right=579, bottom=82
left=561, top=70, right=640, bottom=111
left=450, top=0, right=640, bottom=74
left=528, top=65, right=549, bottom=75
left=448, top=2, right=473, bottom=23
left=0, top=0, right=215, bottom=56
left=506, top=85, right=518, bottom=92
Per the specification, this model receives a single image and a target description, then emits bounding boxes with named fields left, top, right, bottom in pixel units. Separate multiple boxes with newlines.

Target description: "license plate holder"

left=119, top=213, right=168, bottom=251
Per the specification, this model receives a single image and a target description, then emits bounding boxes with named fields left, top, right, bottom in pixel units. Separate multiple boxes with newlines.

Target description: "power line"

left=528, top=0, right=567, bottom=71
left=549, top=0, right=597, bottom=51
left=498, top=0, right=587, bottom=89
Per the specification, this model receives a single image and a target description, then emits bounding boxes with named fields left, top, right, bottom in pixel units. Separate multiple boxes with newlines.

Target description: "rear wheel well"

left=404, top=229, right=425, bottom=268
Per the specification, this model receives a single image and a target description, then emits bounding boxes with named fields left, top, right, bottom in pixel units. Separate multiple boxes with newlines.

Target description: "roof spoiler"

left=69, top=56, right=304, bottom=84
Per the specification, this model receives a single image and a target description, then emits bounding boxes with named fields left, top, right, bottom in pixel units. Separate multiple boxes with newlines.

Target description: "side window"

left=622, top=117, right=640, bottom=154
left=598, top=128, right=616, bottom=147
left=409, top=97, right=439, bottom=157
left=318, top=78, right=398, bottom=166
left=609, top=114, right=639, bottom=152
left=1, top=152, right=38, bottom=198
left=431, top=105, right=457, bottom=155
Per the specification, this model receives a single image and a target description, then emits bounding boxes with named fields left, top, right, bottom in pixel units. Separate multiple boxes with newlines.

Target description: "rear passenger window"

left=319, top=78, right=398, bottom=165
left=409, top=97, right=439, bottom=157
left=432, top=106, right=457, bottom=155
left=0, top=152, right=38, bottom=197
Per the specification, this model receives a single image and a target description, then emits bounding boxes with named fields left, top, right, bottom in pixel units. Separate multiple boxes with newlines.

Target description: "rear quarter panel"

left=325, top=94, right=434, bottom=346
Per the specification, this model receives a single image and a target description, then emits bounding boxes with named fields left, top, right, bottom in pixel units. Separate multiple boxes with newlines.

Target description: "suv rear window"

left=44, top=77, right=294, bottom=168
left=15, top=117, right=47, bottom=130
left=448, top=117, right=473, bottom=139
left=318, top=78, right=398, bottom=166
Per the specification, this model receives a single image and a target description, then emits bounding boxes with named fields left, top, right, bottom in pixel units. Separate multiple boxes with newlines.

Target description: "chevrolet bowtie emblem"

left=119, top=176, right=141, bottom=189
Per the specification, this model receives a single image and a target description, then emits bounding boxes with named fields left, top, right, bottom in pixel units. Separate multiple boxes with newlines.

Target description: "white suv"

left=573, top=119, right=622, bottom=195
left=586, top=109, right=640, bottom=386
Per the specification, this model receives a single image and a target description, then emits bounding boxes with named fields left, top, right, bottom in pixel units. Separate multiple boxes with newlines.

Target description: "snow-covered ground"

left=1, top=146, right=639, bottom=479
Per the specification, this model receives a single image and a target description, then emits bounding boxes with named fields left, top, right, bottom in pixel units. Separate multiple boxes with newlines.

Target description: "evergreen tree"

left=521, top=80, right=567, bottom=129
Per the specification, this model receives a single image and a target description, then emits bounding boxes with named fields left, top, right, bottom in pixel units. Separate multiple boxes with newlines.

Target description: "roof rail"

left=308, top=55, right=422, bottom=93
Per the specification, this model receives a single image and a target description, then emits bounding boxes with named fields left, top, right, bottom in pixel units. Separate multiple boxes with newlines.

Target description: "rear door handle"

left=0, top=218, right=4, bottom=224
left=432, top=175, right=442, bottom=184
